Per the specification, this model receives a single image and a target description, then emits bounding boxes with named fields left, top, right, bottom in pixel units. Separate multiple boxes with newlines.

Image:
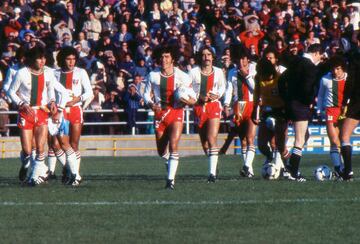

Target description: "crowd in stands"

left=0, top=0, right=359, bottom=135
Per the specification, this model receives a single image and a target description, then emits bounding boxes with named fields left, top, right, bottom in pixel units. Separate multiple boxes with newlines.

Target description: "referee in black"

left=340, top=33, right=360, bottom=181
left=279, top=44, right=323, bottom=181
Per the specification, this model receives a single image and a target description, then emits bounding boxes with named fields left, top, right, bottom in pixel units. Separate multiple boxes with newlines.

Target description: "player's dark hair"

left=153, top=44, right=180, bottom=64
left=24, top=46, right=46, bottom=66
left=231, top=44, right=250, bottom=62
left=196, top=46, right=216, bottom=65
left=56, top=46, right=79, bottom=69
left=329, top=55, right=347, bottom=71
left=262, top=47, right=279, bottom=60
left=256, top=58, right=277, bottom=81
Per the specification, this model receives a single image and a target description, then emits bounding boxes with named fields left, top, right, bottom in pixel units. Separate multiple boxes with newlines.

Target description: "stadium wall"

left=1, top=126, right=360, bottom=158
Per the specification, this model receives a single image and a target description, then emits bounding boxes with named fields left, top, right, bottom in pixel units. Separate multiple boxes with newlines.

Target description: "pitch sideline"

left=1, top=197, right=360, bottom=206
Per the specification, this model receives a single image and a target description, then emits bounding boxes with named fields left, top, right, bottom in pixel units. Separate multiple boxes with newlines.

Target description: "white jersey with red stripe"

left=144, top=67, right=192, bottom=108
left=54, top=67, right=93, bottom=107
left=3, top=63, right=23, bottom=95
left=8, top=66, right=61, bottom=107
left=189, top=66, right=226, bottom=101
left=224, top=62, right=256, bottom=106
left=317, top=72, right=348, bottom=111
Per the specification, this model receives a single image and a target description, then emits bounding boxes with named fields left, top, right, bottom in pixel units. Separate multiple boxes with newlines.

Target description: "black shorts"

left=346, top=103, right=360, bottom=120
left=260, top=106, right=287, bottom=122
left=287, top=100, right=312, bottom=122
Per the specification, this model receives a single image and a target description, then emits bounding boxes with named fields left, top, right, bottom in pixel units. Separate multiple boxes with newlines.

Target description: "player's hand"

left=207, top=91, right=219, bottom=101
left=180, top=97, right=196, bottom=106
left=66, top=96, right=81, bottom=107
left=19, top=103, right=34, bottom=116
left=52, top=111, right=62, bottom=123
left=49, top=102, right=57, bottom=115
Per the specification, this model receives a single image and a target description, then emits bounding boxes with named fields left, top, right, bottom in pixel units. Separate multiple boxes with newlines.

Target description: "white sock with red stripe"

left=241, top=147, right=247, bottom=163
left=65, top=148, right=77, bottom=176
left=47, top=149, right=57, bottom=173
left=330, top=146, right=342, bottom=167
left=30, top=152, right=48, bottom=180
left=167, top=152, right=179, bottom=182
left=75, top=151, right=81, bottom=179
left=208, top=148, right=219, bottom=176
left=245, top=145, right=255, bottom=173
left=54, top=149, right=66, bottom=167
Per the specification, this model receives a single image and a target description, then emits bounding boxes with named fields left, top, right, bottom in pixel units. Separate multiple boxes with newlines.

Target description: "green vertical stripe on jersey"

left=237, top=73, right=243, bottom=100
left=60, top=72, right=67, bottom=87
left=30, top=73, right=38, bottom=106
left=160, top=75, right=168, bottom=108
left=333, top=80, right=338, bottom=107
left=200, top=73, right=208, bottom=98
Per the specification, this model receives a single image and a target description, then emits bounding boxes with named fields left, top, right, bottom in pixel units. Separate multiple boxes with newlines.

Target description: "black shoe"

left=165, top=179, right=174, bottom=190
left=343, top=171, right=354, bottom=182
left=61, top=166, right=69, bottom=184
left=28, top=175, right=48, bottom=186
left=48, top=171, right=57, bottom=180
left=240, top=166, right=254, bottom=178
left=67, top=174, right=82, bottom=186
left=333, top=166, right=344, bottom=180
left=19, top=165, right=28, bottom=182
left=207, top=174, right=216, bottom=183
left=280, top=167, right=291, bottom=179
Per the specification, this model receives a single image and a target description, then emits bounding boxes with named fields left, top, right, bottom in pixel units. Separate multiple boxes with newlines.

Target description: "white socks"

left=208, top=148, right=219, bottom=176
left=167, top=152, right=179, bottom=181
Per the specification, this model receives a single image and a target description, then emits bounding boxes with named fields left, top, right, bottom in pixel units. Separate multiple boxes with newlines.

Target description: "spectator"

left=54, top=20, right=73, bottom=43
left=0, top=90, right=9, bottom=137
left=103, top=90, right=122, bottom=135
left=82, top=12, right=102, bottom=45
left=123, top=83, right=144, bottom=134
left=86, top=85, right=105, bottom=135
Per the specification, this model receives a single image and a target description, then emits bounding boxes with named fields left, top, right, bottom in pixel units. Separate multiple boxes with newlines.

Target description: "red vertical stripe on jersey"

left=337, top=79, right=345, bottom=107
left=66, top=72, right=73, bottom=89
left=206, top=72, right=214, bottom=93
left=36, top=73, right=45, bottom=106
left=166, top=75, right=175, bottom=105
left=242, top=82, right=249, bottom=101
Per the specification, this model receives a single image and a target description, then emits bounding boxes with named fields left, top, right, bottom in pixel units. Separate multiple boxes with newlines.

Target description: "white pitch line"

left=0, top=198, right=360, bottom=206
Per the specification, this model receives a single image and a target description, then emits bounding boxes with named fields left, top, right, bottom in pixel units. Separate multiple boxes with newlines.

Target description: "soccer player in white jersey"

left=189, top=46, right=225, bottom=182
left=8, top=46, right=69, bottom=185
left=143, top=46, right=196, bottom=189
left=52, top=46, right=93, bottom=185
left=224, top=48, right=257, bottom=178
left=317, top=56, right=348, bottom=176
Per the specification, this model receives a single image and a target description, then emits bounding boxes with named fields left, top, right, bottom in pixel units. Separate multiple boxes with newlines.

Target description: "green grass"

left=0, top=154, right=360, bottom=244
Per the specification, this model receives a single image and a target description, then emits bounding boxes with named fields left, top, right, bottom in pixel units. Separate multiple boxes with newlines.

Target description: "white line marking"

left=1, top=198, right=360, bottom=206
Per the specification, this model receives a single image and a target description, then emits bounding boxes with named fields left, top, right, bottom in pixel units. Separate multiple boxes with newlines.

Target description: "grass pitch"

left=0, top=154, right=360, bottom=244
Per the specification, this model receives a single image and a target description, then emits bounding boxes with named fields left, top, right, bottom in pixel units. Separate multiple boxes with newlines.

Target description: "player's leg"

left=19, top=129, right=33, bottom=182
left=29, top=125, right=49, bottom=185
left=274, top=118, right=288, bottom=169
left=340, top=118, right=359, bottom=180
left=206, top=118, right=221, bottom=182
left=155, top=128, right=170, bottom=172
left=241, top=119, right=257, bottom=177
left=287, top=120, right=308, bottom=180
left=198, top=123, right=209, bottom=155
left=69, top=123, right=82, bottom=181
left=57, top=134, right=80, bottom=185
left=257, top=122, right=273, bottom=164
left=166, top=121, right=183, bottom=189
left=326, top=121, right=342, bottom=173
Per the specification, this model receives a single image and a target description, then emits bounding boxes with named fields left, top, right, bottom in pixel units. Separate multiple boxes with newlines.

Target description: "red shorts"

left=64, top=106, right=83, bottom=124
left=233, top=101, right=254, bottom=126
left=18, top=108, right=49, bottom=130
left=326, top=107, right=341, bottom=123
left=194, top=101, right=222, bottom=128
left=155, top=107, right=184, bottom=133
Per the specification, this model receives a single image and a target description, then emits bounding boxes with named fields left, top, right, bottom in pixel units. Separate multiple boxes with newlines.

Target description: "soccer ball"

left=313, top=165, right=332, bottom=181
left=261, top=163, right=281, bottom=180
left=174, top=86, right=196, bottom=102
